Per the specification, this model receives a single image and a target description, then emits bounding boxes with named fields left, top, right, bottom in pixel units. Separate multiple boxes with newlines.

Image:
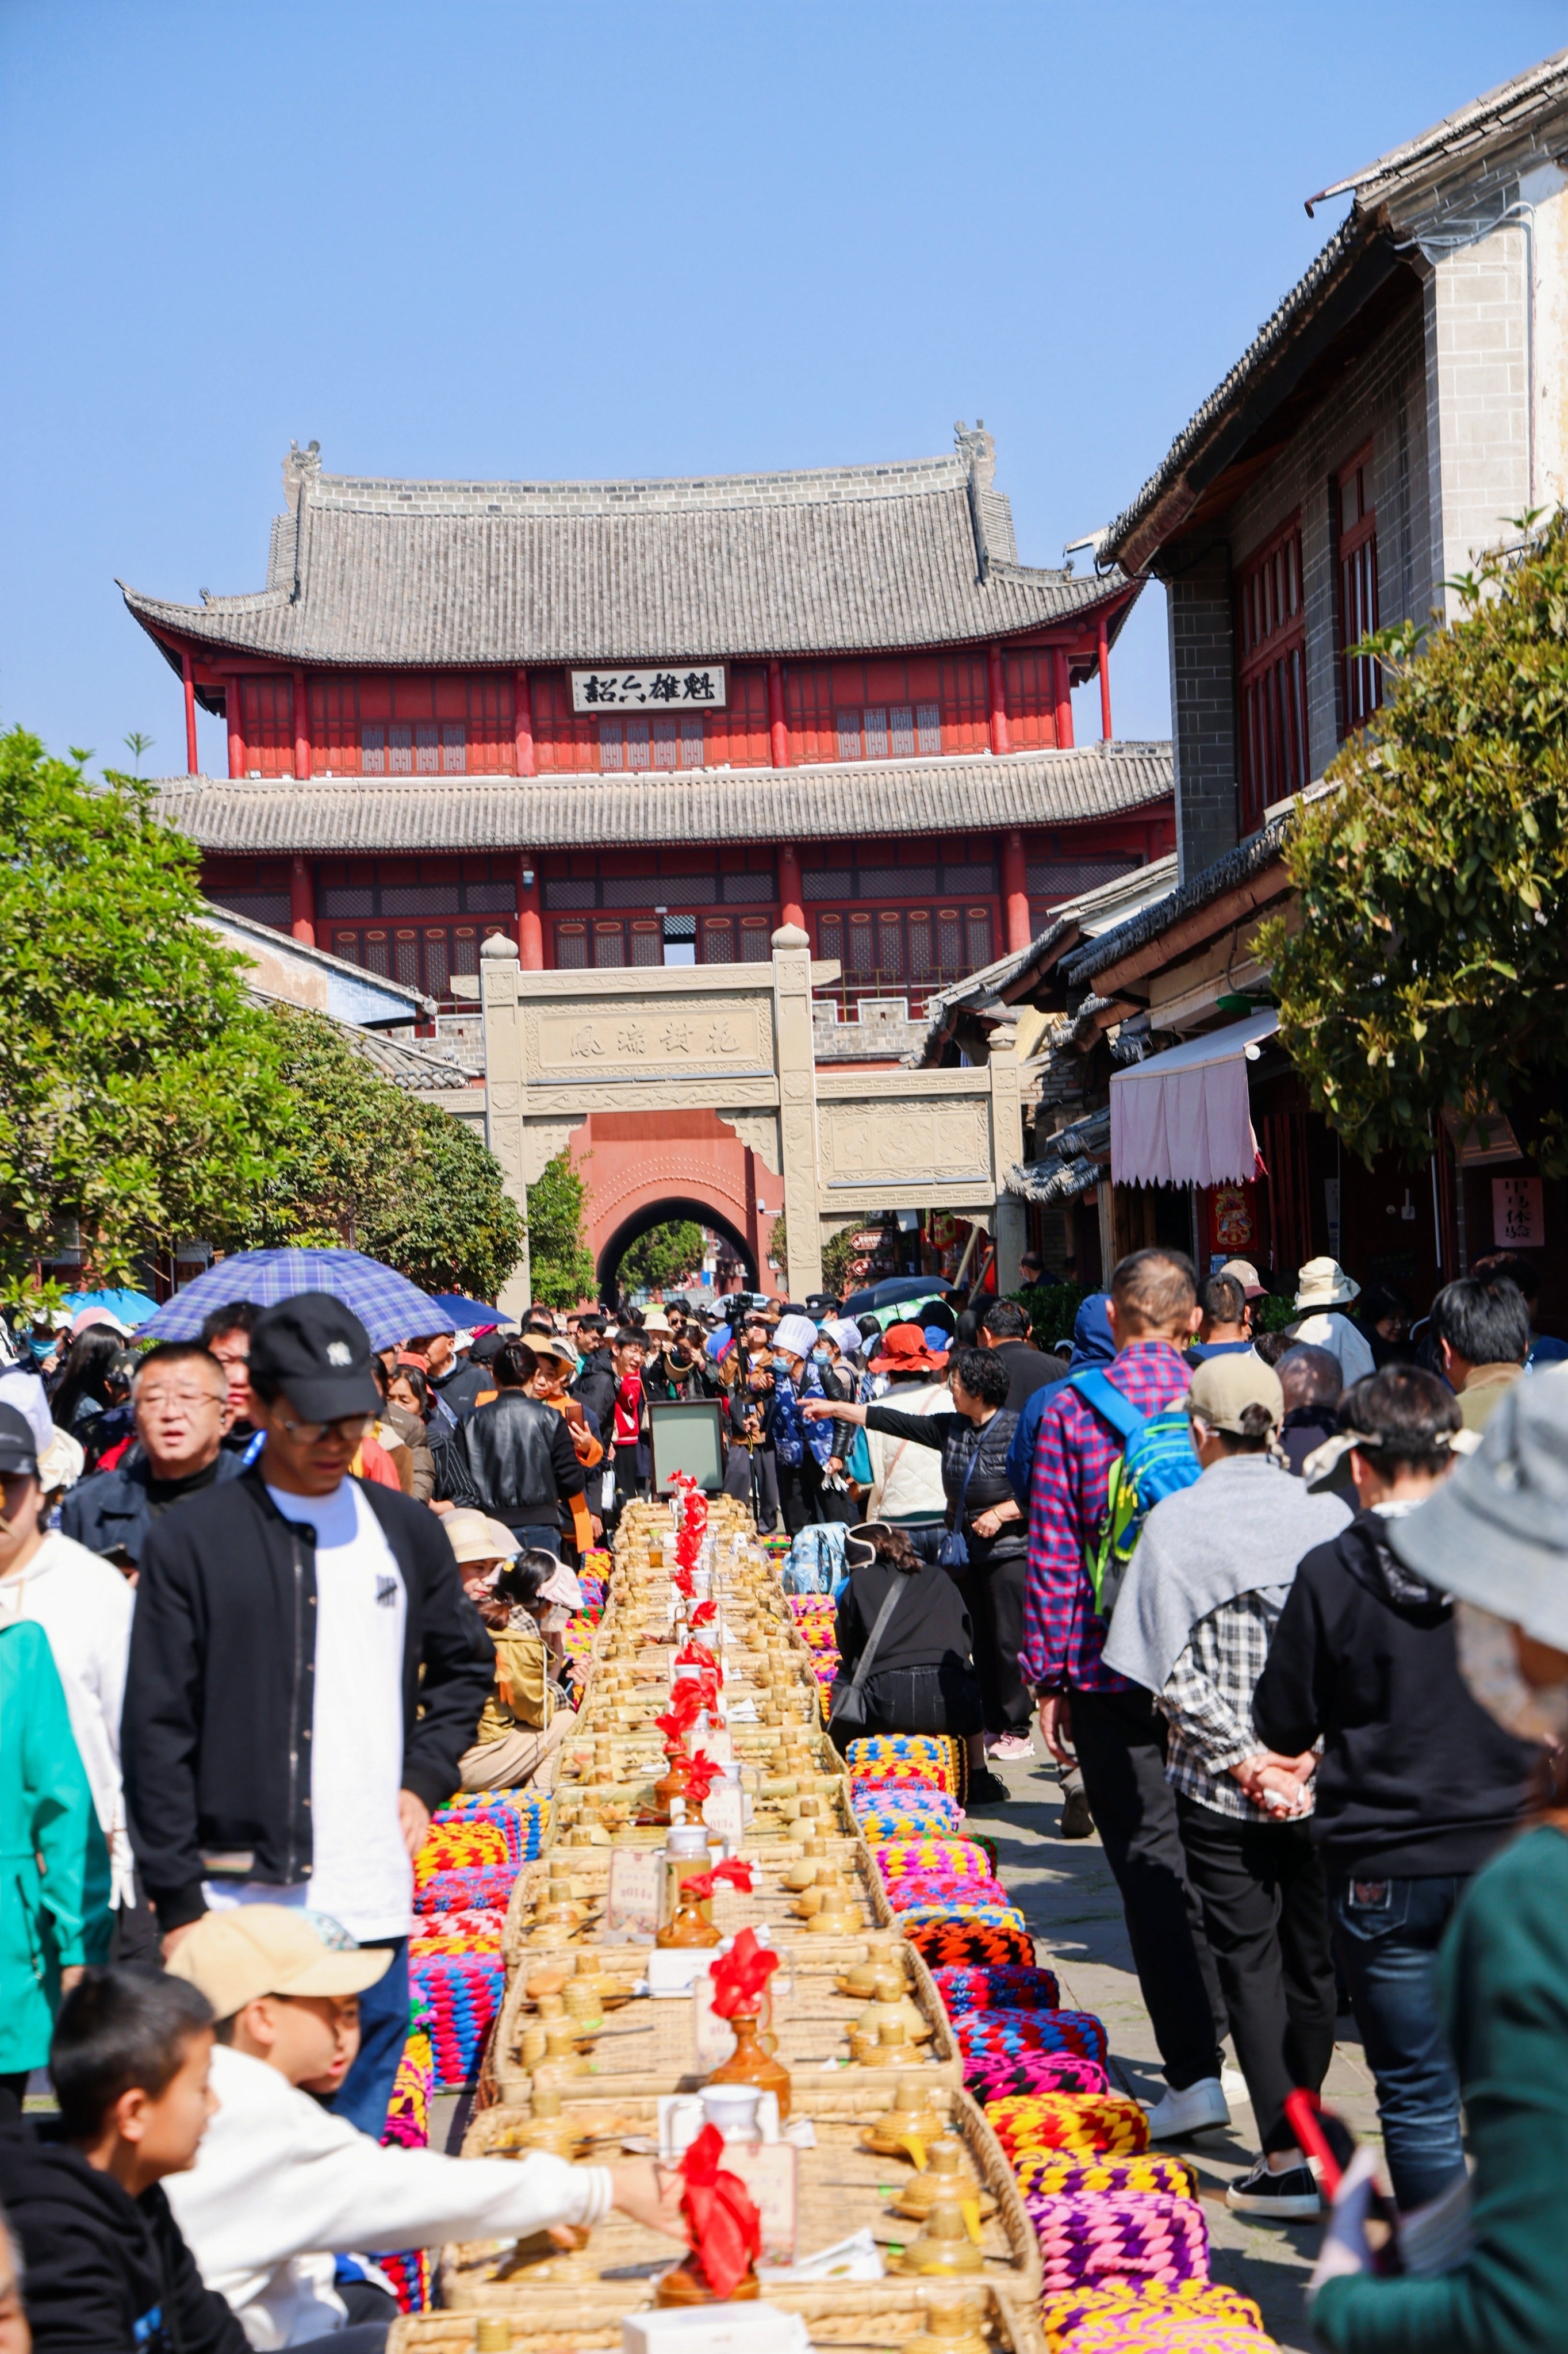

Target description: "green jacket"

left=0, top=1619, right=111, bottom=2073
left=1314, top=1823, right=1568, bottom=2354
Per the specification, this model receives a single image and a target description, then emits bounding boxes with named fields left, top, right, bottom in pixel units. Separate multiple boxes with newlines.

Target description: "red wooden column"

left=1002, top=828, right=1030, bottom=952
left=777, top=841, right=805, bottom=930
left=1097, top=615, right=1113, bottom=741
left=767, top=660, right=789, bottom=769
left=289, top=856, right=315, bottom=947
left=293, top=668, right=312, bottom=780
left=513, top=668, right=536, bottom=777
left=181, top=647, right=198, bottom=775
left=517, top=850, right=545, bottom=970
left=987, top=645, right=1011, bottom=756
left=224, top=677, right=243, bottom=777
left=1052, top=648, right=1074, bottom=749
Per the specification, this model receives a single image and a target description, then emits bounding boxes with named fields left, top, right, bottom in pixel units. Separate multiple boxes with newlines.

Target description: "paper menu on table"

left=605, top=1847, right=661, bottom=1939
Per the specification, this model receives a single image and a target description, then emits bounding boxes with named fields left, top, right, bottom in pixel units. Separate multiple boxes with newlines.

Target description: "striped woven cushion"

left=985, top=2090, right=1150, bottom=2159
left=902, top=1916, right=1036, bottom=1969
left=931, top=1962, right=1062, bottom=2015
left=954, top=2006, right=1109, bottom=2065
left=1028, top=2190, right=1210, bottom=2295
left=1040, top=2283, right=1265, bottom=2354
left=963, top=2050, right=1109, bottom=2102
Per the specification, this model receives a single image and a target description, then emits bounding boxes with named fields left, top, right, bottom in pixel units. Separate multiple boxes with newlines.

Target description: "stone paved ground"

left=977, top=1751, right=1382, bottom=2354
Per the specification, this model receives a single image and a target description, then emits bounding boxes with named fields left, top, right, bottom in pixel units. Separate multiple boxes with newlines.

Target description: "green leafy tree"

left=1260, top=516, right=1568, bottom=1174
left=237, top=1007, right=524, bottom=1299
left=821, top=1226, right=861, bottom=1298
left=620, top=1218, right=705, bottom=1296
left=0, top=730, right=291, bottom=1295
left=526, top=1153, right=597, bottom=1308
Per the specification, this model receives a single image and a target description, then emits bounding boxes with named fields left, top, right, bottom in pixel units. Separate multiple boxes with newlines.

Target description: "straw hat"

left=641, top=1310, right=673, bottom=1337
left=443, top=1509, right=521, bottom=1565
left=1294, top=1257, right=1360, bottom=1312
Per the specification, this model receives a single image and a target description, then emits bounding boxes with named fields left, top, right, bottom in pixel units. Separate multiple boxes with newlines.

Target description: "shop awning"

left=1110, top=1009, right=1278, bottom=1188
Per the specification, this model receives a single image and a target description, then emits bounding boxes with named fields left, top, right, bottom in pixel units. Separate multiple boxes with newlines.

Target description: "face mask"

left=771, top=1355, right=792, bottom=1375
left=811, top=1349, right=831, bottom=1365
left=1454, top=1600, right=1568, bottom=1745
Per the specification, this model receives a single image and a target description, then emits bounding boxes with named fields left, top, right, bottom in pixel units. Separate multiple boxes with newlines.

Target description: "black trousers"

left=957, top=1550, right=1032, bottom=1734
left=777, top=1456, right=827, bottom=1535
left=1176, top=1797, right=1338, bottom=2153
left=1069, top=1686, right=1229, bottom=2091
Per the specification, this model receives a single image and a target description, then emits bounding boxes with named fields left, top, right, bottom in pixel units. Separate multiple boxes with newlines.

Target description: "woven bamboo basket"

left=390, top=2280, right=1047, bottom=2353
left=440, top=2085, right=1040, bottom=2317
left=489, top=1933, right=961, bottom=2106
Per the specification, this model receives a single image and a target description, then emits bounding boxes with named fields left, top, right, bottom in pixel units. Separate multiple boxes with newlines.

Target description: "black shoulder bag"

left=827, top=1573, right=906, bottom=1735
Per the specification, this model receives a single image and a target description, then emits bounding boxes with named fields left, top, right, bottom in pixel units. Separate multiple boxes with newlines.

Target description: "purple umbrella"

left=138, top=1249, right=454, bottom=1351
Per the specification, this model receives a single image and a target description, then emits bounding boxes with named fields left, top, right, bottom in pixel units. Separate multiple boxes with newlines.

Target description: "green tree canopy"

left=526, top=1153, right=597, bottom=1308
left=239, top=1006, right=524, bottom=1300
left=1260, top=515, right=1568, bottom=1176
left=620, top=1219, right=705, bottom=1296
left=0, top=730, right=291, bottom=1293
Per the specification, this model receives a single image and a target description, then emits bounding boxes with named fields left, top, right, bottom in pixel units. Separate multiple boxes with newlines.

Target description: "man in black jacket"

left=0, top=1968, right=254, bottom=2353
left=60, top=1343, right=244, bottom=1566
left=450, top=1337, right=588, bottom=1552
left=1253, top=1364, right=1537, bottom=2216
left=977, top=1299, right=1062, bottom=1413
left=122, top=1295, right=492, bottom=2142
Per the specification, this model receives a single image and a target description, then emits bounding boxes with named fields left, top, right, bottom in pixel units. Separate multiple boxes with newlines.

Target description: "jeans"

left=331, top=1935, right=409, bottom=2137
left=505, top=1521, right=561, bottom=1558
left=1330, top=1872, right=1469, bottom=2211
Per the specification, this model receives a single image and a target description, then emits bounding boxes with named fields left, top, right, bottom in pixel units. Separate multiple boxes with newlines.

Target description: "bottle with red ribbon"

left=703, top=1924, right=791, bottom=2119
left=655, top=1858, right=754, bottom=1950
left=654, top=2122, right=762, bottom=2305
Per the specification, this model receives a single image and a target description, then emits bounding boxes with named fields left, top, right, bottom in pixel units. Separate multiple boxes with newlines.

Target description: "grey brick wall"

left=1167, top=546, right=1238, bottom=882
left=1424, top=227, right=1531, bottom=618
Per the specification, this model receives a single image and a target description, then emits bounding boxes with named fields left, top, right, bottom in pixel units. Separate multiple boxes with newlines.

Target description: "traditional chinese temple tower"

left=133, top=424, right=1173, bottom=1287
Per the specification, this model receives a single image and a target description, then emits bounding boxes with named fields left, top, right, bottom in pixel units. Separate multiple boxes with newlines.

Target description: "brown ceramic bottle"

left=705, top=2011, right=792, bottom=2121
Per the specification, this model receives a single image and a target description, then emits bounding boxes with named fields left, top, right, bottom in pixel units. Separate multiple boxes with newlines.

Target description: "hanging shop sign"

left=1207, top=1180, right=1258, bottom=1261
left=571, top=665, right=727, bottom=712
left=1493, top=1174, right=1544, bottom=1249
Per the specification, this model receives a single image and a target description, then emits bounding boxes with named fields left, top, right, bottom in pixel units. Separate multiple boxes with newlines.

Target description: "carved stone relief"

left=817, top=1098, right=991, bottom=1190
left=525, top=996, right=771, bottom=1085
left=719, top=1110, right=782, bottom=1174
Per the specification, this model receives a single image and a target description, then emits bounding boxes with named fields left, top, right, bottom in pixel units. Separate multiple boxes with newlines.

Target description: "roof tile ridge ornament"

left=954, top=418, right=996, bottom=585
left=282, top=440, right=320, bottom=605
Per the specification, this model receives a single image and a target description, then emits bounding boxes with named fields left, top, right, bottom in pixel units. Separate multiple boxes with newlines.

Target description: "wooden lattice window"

left=1236, top=517, right=1309, bottom=835
left=1337, top=448, right=1381, bottom=734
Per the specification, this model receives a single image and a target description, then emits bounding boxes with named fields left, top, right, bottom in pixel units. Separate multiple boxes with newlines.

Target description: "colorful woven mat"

left=845, top=1733, right=964, bottom=1797
left=1014, top=2150, right=1197, bottom=2202
left=964, top=2049, right=1110, bottom=2102
left=412, top=1821, right=509, bottom=1883
left=428, top=1793, right=550, bottom=1863
left=409, top=1908, right=506, bottom=1956
left=374, top=2249, right=431, bottom=2315
left=955, top=2006, right=1109, bottom=2065
left=850, top=1776, right=959, bottom=1817
left=873, top=1838, right=998, bottom=1882
left=903, top=1916, right=1036, bottom=1969
left=1065, top=2318, right=1276, bottom=2354
left=890, top=1895, right=1027, bottom=1930
left=381, top=2026, right=435, bottom=2151
left=985, top=2090, right=1151, bottom=2160
left=410, top=1953, right=505, bottom=2088
left=1040, top=2283, right=1264, bottom=2354
left=413, top=1865, right=516, bottom=1916
left=1028, top=2190, right=1210, bottom=2295
left=931, top=1962, right=1062, bottom=2015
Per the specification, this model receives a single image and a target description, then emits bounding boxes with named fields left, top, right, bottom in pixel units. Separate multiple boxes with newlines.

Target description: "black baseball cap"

left=0, top=1404, right=39, bottom=1478
left=248, top=1295, right=381, bottom=1423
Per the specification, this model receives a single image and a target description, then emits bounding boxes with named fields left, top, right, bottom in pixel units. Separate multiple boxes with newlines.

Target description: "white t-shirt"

left=0, top=1528, right=135, bottom=1902
left=204, top=1479, right=413, bottom=1941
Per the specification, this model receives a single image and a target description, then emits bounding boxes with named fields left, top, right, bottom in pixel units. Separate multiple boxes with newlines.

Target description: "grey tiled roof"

left=1063, top=814, right=1293, bottom=988
left=124, top=431, right=1134, bottom=668
left=1308, top=45, right=1568, bottom=211
left=149, top=742, right=1174, bottom=854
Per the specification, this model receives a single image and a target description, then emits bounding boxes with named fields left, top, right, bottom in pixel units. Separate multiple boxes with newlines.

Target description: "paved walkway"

left=978, top=1750, right=1382, bottom=2354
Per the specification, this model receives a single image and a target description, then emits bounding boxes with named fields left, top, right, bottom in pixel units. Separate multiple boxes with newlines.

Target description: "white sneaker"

left=1143, top=2077, right=1230, bottom=2140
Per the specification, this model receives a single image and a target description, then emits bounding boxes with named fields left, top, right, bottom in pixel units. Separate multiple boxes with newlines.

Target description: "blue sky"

left=2, top=1, right=1562, bottom=776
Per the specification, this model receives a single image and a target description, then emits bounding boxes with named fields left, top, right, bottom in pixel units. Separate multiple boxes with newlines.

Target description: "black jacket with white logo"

left=123, top=1469, right=493, bottom=1932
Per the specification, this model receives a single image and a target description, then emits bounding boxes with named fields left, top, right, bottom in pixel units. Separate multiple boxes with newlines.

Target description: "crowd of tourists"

left=1, top=1237, right=1567, bottom=2349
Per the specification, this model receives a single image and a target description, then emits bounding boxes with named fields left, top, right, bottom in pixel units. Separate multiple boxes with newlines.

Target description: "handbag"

left=935, top=1439, right=983, bottom=1571
left=827, top=1572, right=906, bottom=1733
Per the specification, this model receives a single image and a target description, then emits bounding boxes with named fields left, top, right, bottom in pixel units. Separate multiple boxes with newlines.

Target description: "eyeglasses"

left=138, top=1386, right=226, bottom=1413
left=277, top=1410, right=373, bottom=1445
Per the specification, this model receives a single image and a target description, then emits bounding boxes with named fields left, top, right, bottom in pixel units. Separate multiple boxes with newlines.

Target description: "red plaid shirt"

left=1020, top=1339, right=1193, bottom=1694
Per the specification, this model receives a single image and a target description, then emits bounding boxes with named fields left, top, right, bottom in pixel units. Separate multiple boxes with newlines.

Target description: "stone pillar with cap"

left=480, top=930, right=530, bottom=1314
left=988, top=1033, right=1026, bottom=1295
left=770, top=923, right=823, bottom=1301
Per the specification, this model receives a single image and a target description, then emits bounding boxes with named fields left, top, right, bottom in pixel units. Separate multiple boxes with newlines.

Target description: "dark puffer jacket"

left=863, top=1405, right=1023, bottom=1571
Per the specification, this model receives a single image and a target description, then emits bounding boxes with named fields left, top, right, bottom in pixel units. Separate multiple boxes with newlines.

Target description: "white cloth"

left=167, top=2044, right=613, bottom=2346
left=0, top=1365, right=53, bottom=1454
left=866, top=1381, right=949, bottom=1521
left=204, top=1481, right=413, bottom=1940
left=1110, top=1011, right=1275, bottom=1188
left=0, top=1529, right=135, bottom=1904
left=1287, top=1310, right=1375, bottom=1387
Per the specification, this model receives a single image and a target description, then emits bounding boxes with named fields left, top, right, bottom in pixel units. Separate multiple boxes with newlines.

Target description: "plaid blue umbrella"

left=137, top=1249, right=454, bottom=1351
left=425, top=1291, right=501, bottom=1324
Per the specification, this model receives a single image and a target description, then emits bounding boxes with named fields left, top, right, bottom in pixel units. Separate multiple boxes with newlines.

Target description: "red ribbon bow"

left=676, top=1638, right=717, bottom=1670
left=683, top=1749, right=722, bottom=1805
left=680, top=1857, right=754, bottom=1904
left=676, top=2122, right=762, bottom=2298
left=689, top=1601, right=718, bottom=1630
left=709, top=1925, right=780, bottom=2020
left=672, top=1563, right=696, bottom=1597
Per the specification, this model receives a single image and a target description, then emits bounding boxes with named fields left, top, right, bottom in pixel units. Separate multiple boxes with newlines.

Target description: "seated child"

left=161, top=1907, right=682, bottom=2345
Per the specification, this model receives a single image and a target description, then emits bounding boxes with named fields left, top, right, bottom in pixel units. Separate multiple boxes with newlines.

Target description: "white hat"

left=773, top=1314, right=819, bottom=1360
left=1294, top=1257, right=1360, bottom=1312
left=37, top=1425, right=85, bottom=1494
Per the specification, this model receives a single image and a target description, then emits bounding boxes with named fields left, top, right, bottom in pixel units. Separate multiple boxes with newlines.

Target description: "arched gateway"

left=481, top=925, right=1025, bottom=1312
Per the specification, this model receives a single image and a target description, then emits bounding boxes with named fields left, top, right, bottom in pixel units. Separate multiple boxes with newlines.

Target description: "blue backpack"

left=782, top=1521, right=850, bottom=1597
left=1068, top=1368, right=1199, bottom=1620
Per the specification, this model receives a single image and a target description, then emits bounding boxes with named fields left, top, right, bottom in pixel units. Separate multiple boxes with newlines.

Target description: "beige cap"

left=166, top=1906, right=392, bottom=2017
left=444, top=1508, right=520, bottom=1566
left=1188, top=1352, right=1284, bottom=1436
left=1219, top=1259, right=1267, bottom=1302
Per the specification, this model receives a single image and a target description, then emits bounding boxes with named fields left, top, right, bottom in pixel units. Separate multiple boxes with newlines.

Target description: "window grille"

left=556, top=924, right=588, bottom=968
left=741, top=919, right=770, bottom=961
left=388, top=724, right=414, bottom=776
left=441, top=723, right=466, bottom=773
left=966, top=909, right=993, bottom=969
left=361, top=725, right=386, bottom=775
left=1236, top=516, right=1308, bottom=834
left=916, top=701, right=941, bottom=753
left=835, top=711, right=861, bottom=762
left=1337, top=450, right=1381, bottom=734
left=593, top=924, right=624, bottom=968
left=625, top=716, right=651, bottom=772
left=889, top=704, right=915, bottom=757
left=599, top=719, right=624, bottom=771
left=862, top=706, right=888, bottom=758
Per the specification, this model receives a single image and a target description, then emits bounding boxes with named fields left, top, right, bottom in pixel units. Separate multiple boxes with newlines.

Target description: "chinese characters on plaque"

left=1493, top=1174, right=1544, bottom=1249
left=571, top=665, right=727, bottom=712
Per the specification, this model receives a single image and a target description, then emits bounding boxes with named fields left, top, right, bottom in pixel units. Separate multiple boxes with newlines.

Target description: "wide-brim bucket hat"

left=1295, top=1256, right=1361, bottom=1312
